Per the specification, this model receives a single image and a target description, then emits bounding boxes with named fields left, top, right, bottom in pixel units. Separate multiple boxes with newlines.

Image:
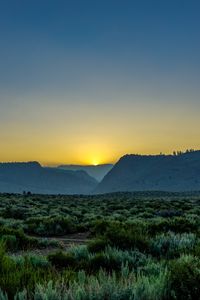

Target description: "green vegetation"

left=0, top=191, right=200, bottom=299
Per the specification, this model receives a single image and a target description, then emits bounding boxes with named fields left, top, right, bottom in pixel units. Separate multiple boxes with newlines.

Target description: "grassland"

left=0, top=191, right=200, bottom=299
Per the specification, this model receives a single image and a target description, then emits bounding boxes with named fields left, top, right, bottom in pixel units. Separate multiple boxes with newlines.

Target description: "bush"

left=1, top=235, right=18, bottom=251
left=0, top=243, right=55, bottom=299
left=148, top=217, right=198, bottom=236
left=169, top=255, right=200, bottom=299
left=26, top=216, right=76, bottom=236
left=48, top=251, right=76, bottom=269
left=134, top=267, right=169, bottom=300
left=104, top=224, right=149, bottom=251
left=0, top=226, right=39, bottom=250
left=0, top=289, right=8, bottom=300
left=91, top=219, right=109, bottom=236
left=2, top=206, right=27, bottom=220
left=69, top=245, right=89, bottom=260
left=103, top=246, right=150, bottom=271
left=30, top=265, right=168, bottom=300
left=150, top=232, right=197, bottom=258
left=87, top=238, right=108, bottom=253
left=88, top=252, right=121, bottom=272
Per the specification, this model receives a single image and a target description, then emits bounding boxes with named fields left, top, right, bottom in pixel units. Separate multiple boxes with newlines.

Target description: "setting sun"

left=92, top=160, right=99, bottom=166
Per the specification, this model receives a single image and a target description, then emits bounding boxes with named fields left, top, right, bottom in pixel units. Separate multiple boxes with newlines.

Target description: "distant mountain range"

left=58, top=164, right=113, bottom=181
left=95, top=150, right=200, bottom=193
left=1, top=151, right=200, bottom=195
left=0, top=162, right=97, bottom=194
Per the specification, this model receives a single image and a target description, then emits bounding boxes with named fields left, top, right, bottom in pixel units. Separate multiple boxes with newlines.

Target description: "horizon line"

left=0, top=148, right=199, bottom=167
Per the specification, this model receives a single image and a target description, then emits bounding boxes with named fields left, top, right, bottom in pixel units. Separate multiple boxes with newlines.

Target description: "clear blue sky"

left=0, top=0, right=200, bottom=165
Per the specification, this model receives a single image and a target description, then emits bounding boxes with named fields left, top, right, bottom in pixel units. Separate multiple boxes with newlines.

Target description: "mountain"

left=0, top=162, right=97, bottom=194
left=95, top=151, right=200, bottom=193
left=58, top=164, right=113, bottom=181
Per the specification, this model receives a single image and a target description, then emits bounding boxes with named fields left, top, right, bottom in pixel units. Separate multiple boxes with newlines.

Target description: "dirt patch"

left=11, top=232, right=90, bottom=256
left=43, top=233, right=90, bottom=250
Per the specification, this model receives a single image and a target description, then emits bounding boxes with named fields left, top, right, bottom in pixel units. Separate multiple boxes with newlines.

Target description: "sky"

left=0, top=0, right=200, bottom=166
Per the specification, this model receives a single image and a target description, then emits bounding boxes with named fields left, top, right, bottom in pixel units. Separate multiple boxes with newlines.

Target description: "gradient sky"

left=0, top=0, right=200, bottom=165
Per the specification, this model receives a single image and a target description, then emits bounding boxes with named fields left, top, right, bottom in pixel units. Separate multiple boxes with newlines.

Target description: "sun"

left=92, top=159, right=99, bottom=166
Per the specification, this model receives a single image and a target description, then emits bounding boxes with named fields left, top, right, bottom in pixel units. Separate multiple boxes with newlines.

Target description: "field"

left=0, top=192, right=200, bottom=299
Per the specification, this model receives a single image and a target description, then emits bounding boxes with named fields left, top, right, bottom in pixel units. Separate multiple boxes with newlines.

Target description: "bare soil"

left=13, top=232, right=90, bottom=256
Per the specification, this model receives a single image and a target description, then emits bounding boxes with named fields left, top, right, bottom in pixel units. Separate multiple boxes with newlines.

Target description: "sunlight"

left=92, top=159, right=99, bottom=166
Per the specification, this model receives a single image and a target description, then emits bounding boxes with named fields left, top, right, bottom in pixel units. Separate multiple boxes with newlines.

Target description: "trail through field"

left=12, top=232, right=90, bottom=257
left=41, top=232, right=90, bottom=248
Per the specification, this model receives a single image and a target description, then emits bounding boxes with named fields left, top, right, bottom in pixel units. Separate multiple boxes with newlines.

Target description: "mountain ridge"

left=58, top=164, right=113, bottom=181
left=95, top=150, right=200, bottom=194
left=0, top=162, right=97, bottom=194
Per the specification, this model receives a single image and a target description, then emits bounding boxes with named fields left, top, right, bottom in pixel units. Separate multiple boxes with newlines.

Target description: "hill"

left=95, top=151, right=200, bottom=193
left=58, top=164, right=113, bottom=181
left=0, top=162, right=97, bottom=194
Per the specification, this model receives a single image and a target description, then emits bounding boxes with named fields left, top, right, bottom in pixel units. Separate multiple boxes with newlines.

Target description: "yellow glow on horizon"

left=0, top=94, right=200, bottom=166
left=92, top=159, right=99, bottom=166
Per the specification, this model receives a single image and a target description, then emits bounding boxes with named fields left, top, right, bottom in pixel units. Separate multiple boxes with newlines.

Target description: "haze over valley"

left=58, top=164, right=113, bottom=181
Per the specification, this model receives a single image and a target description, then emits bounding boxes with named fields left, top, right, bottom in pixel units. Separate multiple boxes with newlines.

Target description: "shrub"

left=155, top=209, right=182, bottom=218
left=24, top=254, right=50, bottom=268
left=1, top=235, right=18, bottom=251
left=48, top=251, right=76, bottom=269
left=31, top=265, right=168, bottom=300
left=150, top=232, right=197, bottom=258
left=69, top=245, right=89, bottom=260
left=95, top=246, right=150, bottom=272
left=147, top=217, right=199, bottom=236
left=2, top=206, right=27, bottom=220
left=38, top=238, right=63, bottom=249
left=0, top=226, right=39, bottom=250
left=87, top=238, right=108, bottom=253
left=34, top=281, right=60, bottom=300
left=0, top=289, right=8, bottom=300
left=91, top=219, right=109, bottom=236
left=134, top=267, right=169, bottom=300
left=169, top=255, right=200, bottom=299
left=88, top=252, right=121, bottom=272
left=104, top=224, right=149, bottom=251
left=26, top=216, right=76, bottom=236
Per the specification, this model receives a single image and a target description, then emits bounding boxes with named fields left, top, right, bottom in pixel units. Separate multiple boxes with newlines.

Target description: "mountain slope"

left=0, top=162, right=97, bottom=194
left=58, top=164, right=113, bottom=181
left=95, top=151, right=200, bottom=193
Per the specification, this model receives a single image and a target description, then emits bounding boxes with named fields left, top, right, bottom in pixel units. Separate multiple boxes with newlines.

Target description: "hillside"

left=95, top=151, right=200, bottom=193
left=58, top=164, right=113, bottom=181
left=0, top=162, right=97, bottom=194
